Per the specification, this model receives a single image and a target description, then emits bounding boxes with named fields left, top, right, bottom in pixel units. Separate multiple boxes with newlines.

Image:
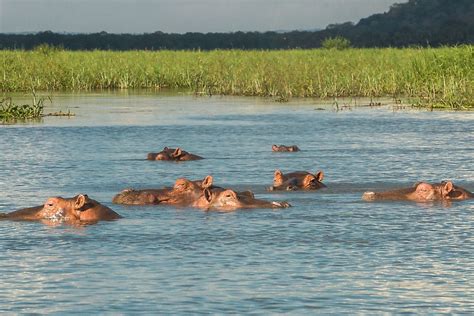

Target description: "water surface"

left=1, top=92, right=473, bottom=314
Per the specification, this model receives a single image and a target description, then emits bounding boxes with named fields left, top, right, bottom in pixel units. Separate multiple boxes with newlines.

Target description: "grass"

left=1, top=46, right=473, bottom=109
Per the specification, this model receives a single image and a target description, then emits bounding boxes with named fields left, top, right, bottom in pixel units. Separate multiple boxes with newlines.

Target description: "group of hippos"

left=1, top=145, right=472, bottom=225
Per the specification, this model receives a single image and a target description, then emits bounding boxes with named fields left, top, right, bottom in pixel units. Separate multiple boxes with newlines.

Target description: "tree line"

left=1, top=0, right=472, bottom=50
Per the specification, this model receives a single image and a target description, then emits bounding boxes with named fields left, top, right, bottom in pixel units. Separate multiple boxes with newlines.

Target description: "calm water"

left=1, top=92, right=473, bottom=314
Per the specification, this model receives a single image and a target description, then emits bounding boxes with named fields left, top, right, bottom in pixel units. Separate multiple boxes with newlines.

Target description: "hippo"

left=268, top=169, right=326, bottom=191
left=112, top=188, right=171, bottom=205
left=113, top=175, right=214, bottom=206
left=362, top=181, right=473, bottom=202
left=0, top=194, right=121, bottom=224
left=147, top=147, right=203, bottom=161
left=272, top=144, right=300, bottom=152
left=193, top=187, right=291, bottom=211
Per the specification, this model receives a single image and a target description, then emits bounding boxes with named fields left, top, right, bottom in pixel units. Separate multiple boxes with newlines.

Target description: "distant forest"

left=1, top=0, right=473, bottom=50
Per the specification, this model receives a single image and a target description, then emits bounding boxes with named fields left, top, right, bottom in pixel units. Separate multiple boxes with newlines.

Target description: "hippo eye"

left=47, top=203, right=54, bottom=207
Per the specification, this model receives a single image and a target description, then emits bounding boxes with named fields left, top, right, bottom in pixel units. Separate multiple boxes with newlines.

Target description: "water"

left=1, top=92, right=473, bottom=314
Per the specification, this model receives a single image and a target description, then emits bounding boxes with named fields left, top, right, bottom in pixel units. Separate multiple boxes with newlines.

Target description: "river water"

left=0, top=92, right=473, bottom=314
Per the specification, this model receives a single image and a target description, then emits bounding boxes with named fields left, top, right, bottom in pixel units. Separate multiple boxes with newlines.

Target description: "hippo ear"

left=202, top=175, right=213, bottom=189
left=172, top=147, right=182, bottom=158
left=204, top=189, right=213, bottom=203
left=163, top=146, right=169, bottom=151
left=443, top=181, right=454, bottom=194
left=241, top=190, right=254, bottom=199
left=315, top=171, right=324, bottom=182
left=303, top=174, right=315, bottom=187
left=274, top=169, right=284, bottom=185
left=74, top=194, right=88, bottom=210
left=272, top=144, right=278, bottom=150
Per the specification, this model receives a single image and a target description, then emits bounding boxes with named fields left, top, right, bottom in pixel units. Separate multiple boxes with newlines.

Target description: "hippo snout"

left=272, top=201, right=291, bottom=208
left=362, top=192, right=376, bottom=201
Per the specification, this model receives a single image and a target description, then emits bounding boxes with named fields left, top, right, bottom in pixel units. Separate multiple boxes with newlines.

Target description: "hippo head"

left=159, top=175, right=213, bottom=206
left=38, top=194, right=91, bottom=222
left=197, top=188, right=291, bottom=211
left=147, top=147, right=172, bottom=160
left=362, top=182, right=445, bottom=202
left=300, top=171, right=325, bottom=190
left=4, top=194, right=120, bottom=223
left=438, top=181, right=473, bottom=201
left=270, top=170, right=325, bottom=191
left=149, top=147, right=203, bottom=161
left=272, top=144, right=300, bottom=152
left=171, top=147, right=203, bottom=161
left=155, top=147, right=175, bottom=160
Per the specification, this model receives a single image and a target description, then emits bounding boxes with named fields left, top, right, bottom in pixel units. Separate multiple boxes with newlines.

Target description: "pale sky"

left=0, top=0, right=406, bottom=34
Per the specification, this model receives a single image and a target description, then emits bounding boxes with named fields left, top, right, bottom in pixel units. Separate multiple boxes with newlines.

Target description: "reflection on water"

left=0, top=92, right=473, bottom=314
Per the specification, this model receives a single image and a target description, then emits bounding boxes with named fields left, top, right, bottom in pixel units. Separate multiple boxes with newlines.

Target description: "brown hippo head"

left=270, top=170, right=326, bottom=191
left=158, top=175, right=214, bottom=206
left=362, top=182, right=439, bottom=202
left=194, top=187, right=291, bottom=211
left=272, top=144, right=300, bottom=152
left=2, top=194, right=121, bottom=223
left=437, top=181, right=473, bottom=201
left=147, top=147, right=203, bottom=161
left=112, top=176, right=214, bottom=206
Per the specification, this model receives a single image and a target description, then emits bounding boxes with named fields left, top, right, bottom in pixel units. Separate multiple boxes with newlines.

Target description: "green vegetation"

left=0, top=93, right=45, bottom=121
left=1, top=46, right=473, bottom=109
left=322, top=37, right=352, bottom=50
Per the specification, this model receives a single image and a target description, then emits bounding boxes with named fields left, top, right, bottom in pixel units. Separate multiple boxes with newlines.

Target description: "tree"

left=321, top=36, right=352, bottom=50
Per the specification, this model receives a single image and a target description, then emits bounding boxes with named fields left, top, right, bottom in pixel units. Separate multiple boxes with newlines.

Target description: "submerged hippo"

left=1, top=194, right=121, bottom=224
left=362, top=181, right=473, bottom=202
left=272, top=144, right=300, bottom=152
left=147, top=147, right=203, bottom=161
left=112, top=188, right=171, bottom=205
left=113, top=176, right=214, bottom=206
left=193, top=187, right=291, bottom=211
left=269, top=169, right=326, bottom=191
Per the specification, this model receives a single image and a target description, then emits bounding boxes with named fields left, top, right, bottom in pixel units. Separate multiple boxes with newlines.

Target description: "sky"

left=0, top=0, right=407, bottom=34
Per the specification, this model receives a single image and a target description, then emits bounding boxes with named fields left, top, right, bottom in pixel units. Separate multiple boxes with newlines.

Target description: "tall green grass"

left=1, top=46, right=473, bottom=109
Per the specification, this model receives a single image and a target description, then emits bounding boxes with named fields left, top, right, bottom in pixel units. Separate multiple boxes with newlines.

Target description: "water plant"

left=0, top=46, right=472, bottom=109
left=0, top=92, right=45, bottom=121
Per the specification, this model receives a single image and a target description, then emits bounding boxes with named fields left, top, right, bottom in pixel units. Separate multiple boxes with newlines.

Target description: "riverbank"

left=1, top=46, right=473, bottom=109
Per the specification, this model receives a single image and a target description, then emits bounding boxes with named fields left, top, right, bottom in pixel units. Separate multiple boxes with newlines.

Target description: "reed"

left=1, top=46, right=472, bottom=109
